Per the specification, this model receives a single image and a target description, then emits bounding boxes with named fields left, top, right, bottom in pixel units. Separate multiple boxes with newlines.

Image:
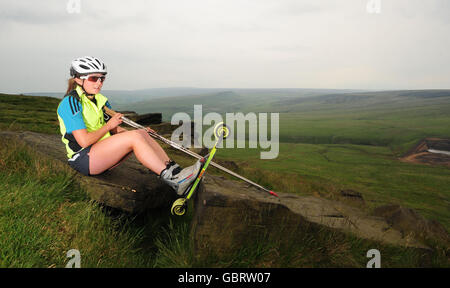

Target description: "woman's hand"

left=106, top=113, right=123, bottom=130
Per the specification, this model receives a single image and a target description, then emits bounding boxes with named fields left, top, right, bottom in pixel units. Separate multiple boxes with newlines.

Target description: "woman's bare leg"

left=88, top=129, right=170, bottom=175
left=141, top=131, right=171, bottom=163
left=107, top=129, right=170, bottom=171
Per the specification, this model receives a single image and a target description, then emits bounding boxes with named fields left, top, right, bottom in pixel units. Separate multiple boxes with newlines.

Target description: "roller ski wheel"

left=214, top=122, right=230, bottom=140
left=171, top=198, right=187, bottom=216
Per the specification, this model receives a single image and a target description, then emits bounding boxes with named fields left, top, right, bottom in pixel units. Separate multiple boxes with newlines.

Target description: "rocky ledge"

left=2, top=131, right=448, bottom=258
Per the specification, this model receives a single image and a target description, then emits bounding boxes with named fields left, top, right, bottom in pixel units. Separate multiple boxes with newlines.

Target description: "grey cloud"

left=0, top=0, right=87, bottom=25
left=273, top=1, right=328, bottom=16
left=0, top=7, right=71, bottom=25
left=0, top=0, right=449, bottom=93
left=0, top=0, right=147, bottom=28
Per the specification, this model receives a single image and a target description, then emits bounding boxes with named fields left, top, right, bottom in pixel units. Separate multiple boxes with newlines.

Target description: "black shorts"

left=68, top=146, right=91, bottom=176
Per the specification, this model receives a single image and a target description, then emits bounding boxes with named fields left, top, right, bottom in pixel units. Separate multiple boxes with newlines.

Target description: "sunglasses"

left=80, top=75, right=106, bottom=83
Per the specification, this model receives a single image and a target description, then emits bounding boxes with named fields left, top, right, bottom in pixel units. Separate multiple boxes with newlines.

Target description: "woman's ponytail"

left=66, top=78, right=78, bottom=95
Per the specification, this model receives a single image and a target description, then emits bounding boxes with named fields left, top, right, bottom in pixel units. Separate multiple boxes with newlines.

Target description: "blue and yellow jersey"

left=57, top=85, right=112, bottom=158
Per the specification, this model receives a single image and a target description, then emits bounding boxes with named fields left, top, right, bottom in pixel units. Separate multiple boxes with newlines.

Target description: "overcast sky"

left=0, top=0, right=449, bottom=93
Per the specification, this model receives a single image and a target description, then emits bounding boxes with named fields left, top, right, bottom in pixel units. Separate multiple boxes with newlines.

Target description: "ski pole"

left=103, top=106, right=279, bottom=197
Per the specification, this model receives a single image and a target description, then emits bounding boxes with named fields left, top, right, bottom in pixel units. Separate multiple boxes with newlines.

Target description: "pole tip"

left=269, top=191, right=279, bottom=197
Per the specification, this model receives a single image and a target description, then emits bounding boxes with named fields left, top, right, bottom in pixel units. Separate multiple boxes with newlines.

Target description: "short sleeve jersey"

left=57, top=96, right=112, bottom=134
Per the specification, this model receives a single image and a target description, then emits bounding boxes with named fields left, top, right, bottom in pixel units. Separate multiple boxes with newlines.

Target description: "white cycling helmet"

left=70, top=56, right=107, bottom=77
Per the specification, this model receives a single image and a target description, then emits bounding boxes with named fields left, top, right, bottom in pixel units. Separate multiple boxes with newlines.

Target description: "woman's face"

left=75, top=73, right=106, bottom=95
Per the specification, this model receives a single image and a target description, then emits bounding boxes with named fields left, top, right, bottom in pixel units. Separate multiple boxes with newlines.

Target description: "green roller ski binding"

left=171, top=122, right=230, bottom=216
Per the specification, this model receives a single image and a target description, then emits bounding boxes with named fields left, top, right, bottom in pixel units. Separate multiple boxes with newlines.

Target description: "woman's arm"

left=72, top=113, right=123, bottom=148
left=72, top=125, right=111, bottom=148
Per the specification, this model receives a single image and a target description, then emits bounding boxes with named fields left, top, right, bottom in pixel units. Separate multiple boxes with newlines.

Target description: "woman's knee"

left=128, top=129, right=147, bottom=141
left=136, top=129, right=155, bottom=143
left=121, top=129, right=154, bottom=149
left=136, top=129, right=149, bottom=137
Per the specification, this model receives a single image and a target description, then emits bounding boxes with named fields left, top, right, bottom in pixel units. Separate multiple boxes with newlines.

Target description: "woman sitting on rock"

left=56, top=56, right=201, bottom=196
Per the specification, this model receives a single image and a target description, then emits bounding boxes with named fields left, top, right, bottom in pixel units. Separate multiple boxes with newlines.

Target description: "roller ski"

left=103, top=107, right=279, bottom=200
left=169, top=122, right=230, bottom=216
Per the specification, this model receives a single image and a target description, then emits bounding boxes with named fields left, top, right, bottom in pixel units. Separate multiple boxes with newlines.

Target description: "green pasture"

left=0, top=91, right=448, bottom=267
left=216, top=141, right=450, bottom=230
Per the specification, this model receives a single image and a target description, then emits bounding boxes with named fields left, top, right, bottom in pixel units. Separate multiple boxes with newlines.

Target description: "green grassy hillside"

left=0, top=92, right=448, bottom=267
left=0, top=93, right=61, bottom=134
left=116, top=89, right=450, bottom=154
left=1, top=137, right=447, bottom=267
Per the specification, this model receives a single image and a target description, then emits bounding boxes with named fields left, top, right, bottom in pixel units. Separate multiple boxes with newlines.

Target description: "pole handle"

left=103, top=106, right=116, bottom=117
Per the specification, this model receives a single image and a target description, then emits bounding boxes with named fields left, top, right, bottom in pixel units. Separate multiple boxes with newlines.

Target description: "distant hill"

left=25, top=92, right=65, bottom=99
left=25, top=87, right=221, bottom=102
left=114, top=88, right=450, bottom=118
left=112, top=88, right=368, bottom=119
left=17, top=88, right=450, bottom=151
left=24, top=87, right=366, bottom=105
left=112, top=89, right=450, bottom=152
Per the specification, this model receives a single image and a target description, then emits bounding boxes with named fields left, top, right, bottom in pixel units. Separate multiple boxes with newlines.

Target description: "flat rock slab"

left=192, top=175, right=433, bottom=258
left=0, top=131, right=175, bottom=213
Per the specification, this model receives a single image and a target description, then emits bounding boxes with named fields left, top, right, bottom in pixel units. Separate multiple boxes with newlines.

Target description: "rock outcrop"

left=121, top=111, right=162, bottom=125
left=2, top=131, right=448, bottom=258
left=191, top=175, right=445, bottom=258
left=0, top=131, right=175, bottom=213
left=372, top=205, right=450, bottom=244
